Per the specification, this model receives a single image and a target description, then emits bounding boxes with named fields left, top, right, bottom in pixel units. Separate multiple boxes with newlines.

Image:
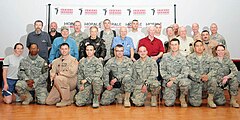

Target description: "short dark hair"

left=14, top=43, right=24, bottom=49
left=73, top=21, right=81, bottom=26
left=170, top=38, right=180, bottom=45
left=60, top=43, right=69, bottom=48
left=201, top=30, right=209, bottom=34
left=103, top=19, right=111, bottom=23
left=86, top=43, right=96, bottom=50
left=155, top=23, right=161, bottom=26
left=132, top=19, right=138, bottom=22
left=215, top=44, right=225, bottom=50
left=194, top=40, right=203, bottom=47
left=28, top=43, right=38, bottom=49
left=34, top=20, right=43, bottom=26
left=115, top=44, right=124, bottom=49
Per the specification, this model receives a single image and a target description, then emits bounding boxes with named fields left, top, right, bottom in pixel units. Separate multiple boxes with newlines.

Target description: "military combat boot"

left=92, top=94, right=100, bottom=108
left=207, top=94, right=216, bottom=108
left=124, top=92, right=131, bottom=107
left=70, top=89, right=77, bottom=104
left=179, top=94, right=187, bottom=107
left=22, top=93, right=33, bottom=105
left=116, top=93, right=123, bottom=104
left=151, top=96, right=157, bottom=107
left=230, top=96, right=239, bottom=108
left=56, top=100, right=71, bottom=107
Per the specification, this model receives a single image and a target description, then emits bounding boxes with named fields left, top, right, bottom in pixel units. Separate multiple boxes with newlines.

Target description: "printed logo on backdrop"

left=157, top=9, right=170, bottom=15
left=79, top=8, right=83, bottom=15
left=133, top=9, right=146, bottom=15
left=85, top=9, right=98, bottom=15
left=109, top=9, right=122, bottom=15
left=127, top=9, right=131, bottom=16
left=60, top=8, right=73, bottom=15
left=103, top=8, right=107, bottom=15
left=151, top=8, right=155, bottom=15
left=55, top=8, right=59, bottom=15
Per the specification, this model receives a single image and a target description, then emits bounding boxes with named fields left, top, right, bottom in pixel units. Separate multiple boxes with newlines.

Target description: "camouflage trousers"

left=100, top=79, right=132, bottom=105
left=46, top=76, right=77, bottom=105
left=75, top=79, right=103, bottom=106
left=163, top=78, right=191, bottom=106
left=15, top=80, right=48, bottom=104
left=214, top=77, right=239, bottom=105
left=131, top=81, right=161, bottom=106
left=188, top=78, right=217, bottom=107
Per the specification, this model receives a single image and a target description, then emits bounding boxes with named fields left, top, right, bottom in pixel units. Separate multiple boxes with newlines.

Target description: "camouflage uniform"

left=211, top=57, right=239, bottom=106
left=16, top=55, right=48, bottom=104
left=46, top=55, right=78, bottom=107
left=75, top=56, right=103, bottom=107
left=131, top=57, right=160, bottom=106
left=100, top=56, right=133, bottom=106
left=203, top=40, right=230, bottom=58
left=100, top=30, right=116, bottom=60
left=69, top=31, right=88, bottom=50
left=210, top=33, right=226, bottom=47
left=160, top=52, right=191, bottom=107
left=187, top=53, right=216, bottom=107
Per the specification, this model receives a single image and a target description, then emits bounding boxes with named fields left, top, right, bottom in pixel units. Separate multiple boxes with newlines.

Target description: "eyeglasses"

left=115, top=50, right=124, bottom=52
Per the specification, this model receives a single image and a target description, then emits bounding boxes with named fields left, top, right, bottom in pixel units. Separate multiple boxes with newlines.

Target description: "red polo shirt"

left=138, top=36, right=164, bottom=56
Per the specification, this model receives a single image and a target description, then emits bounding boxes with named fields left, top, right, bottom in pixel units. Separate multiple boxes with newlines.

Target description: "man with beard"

left=48, top=22, right=62, bottom=43
left=26, top=20, right=51, bottom=61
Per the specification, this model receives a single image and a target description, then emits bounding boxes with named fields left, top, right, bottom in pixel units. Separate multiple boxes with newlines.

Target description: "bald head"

left=147, top=26, right=156, bottom=37
left=119, top=26, right=127, bottom=38
left=179, top=26, right=187, bottom=38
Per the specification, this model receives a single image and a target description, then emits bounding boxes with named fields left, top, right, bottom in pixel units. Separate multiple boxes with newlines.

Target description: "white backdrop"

left=0, top=0, right=239, bottom=59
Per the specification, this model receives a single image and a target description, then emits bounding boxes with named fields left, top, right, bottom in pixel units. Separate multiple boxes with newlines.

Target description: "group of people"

left=1, top=19, right=239, bottom=109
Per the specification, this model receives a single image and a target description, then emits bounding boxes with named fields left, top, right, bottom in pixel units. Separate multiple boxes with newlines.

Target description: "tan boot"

left=151, top=96, right=157, bottom=107
left=207, top=94, right=216, bottom=108
left=92, top=94, right=100, bottom=108
left=124, top=92, right=131, bottom=107
left=116, top=93, right=123, bottom=104
left=179, top=94, right=187, bottom=107
left=230, top=96, right=239, bottom=108
left=70, top=89, right=77, bottom=104
left=22, top=93, right=33, bottom=105
left=56, top=100, right=71, bottom=107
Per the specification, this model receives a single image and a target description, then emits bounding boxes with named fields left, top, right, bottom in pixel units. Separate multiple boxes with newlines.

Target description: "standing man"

left=172, top=23, right=179, bottom=37
left=154, top=23, right=168, bottom=45
left=100, top=44, right=133, bottom=107
left=187, top=40, right=216, bottom=108
left=16, top=43, right=48, bottom=105
left=100, top=19, right=117, bottom=61
left=26, top=20, right=51, bottom=61
left=79, top=26, right=106, bottom=60
left=127, top=19, right=145, bottom=59
left=75, top=44, right=103, bottom=108
left=192, top=23, right=201, bottom=41
left=210, top=23, right=227, bottom=46
left=127, top=19, right=145, bottom=50
left=177, top=26, right=194, bottom=56
left=138, top=26, right=164, bottom=81
left=111, top=26, right=135, bottom=61
left=69, top=21, right=88, bottom=49
left=131, top=46, right=160, bottom=107
left=48, top=26, right=79, bottom=64
left=160, top=38, right=190, bottom=107
left=46, top=43, right=78, bottom=107
left=48, top=22, right=62, bottom=43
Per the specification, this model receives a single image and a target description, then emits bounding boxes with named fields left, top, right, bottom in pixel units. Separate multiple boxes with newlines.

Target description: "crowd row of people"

left=2, top=19, right=238, bottom=109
